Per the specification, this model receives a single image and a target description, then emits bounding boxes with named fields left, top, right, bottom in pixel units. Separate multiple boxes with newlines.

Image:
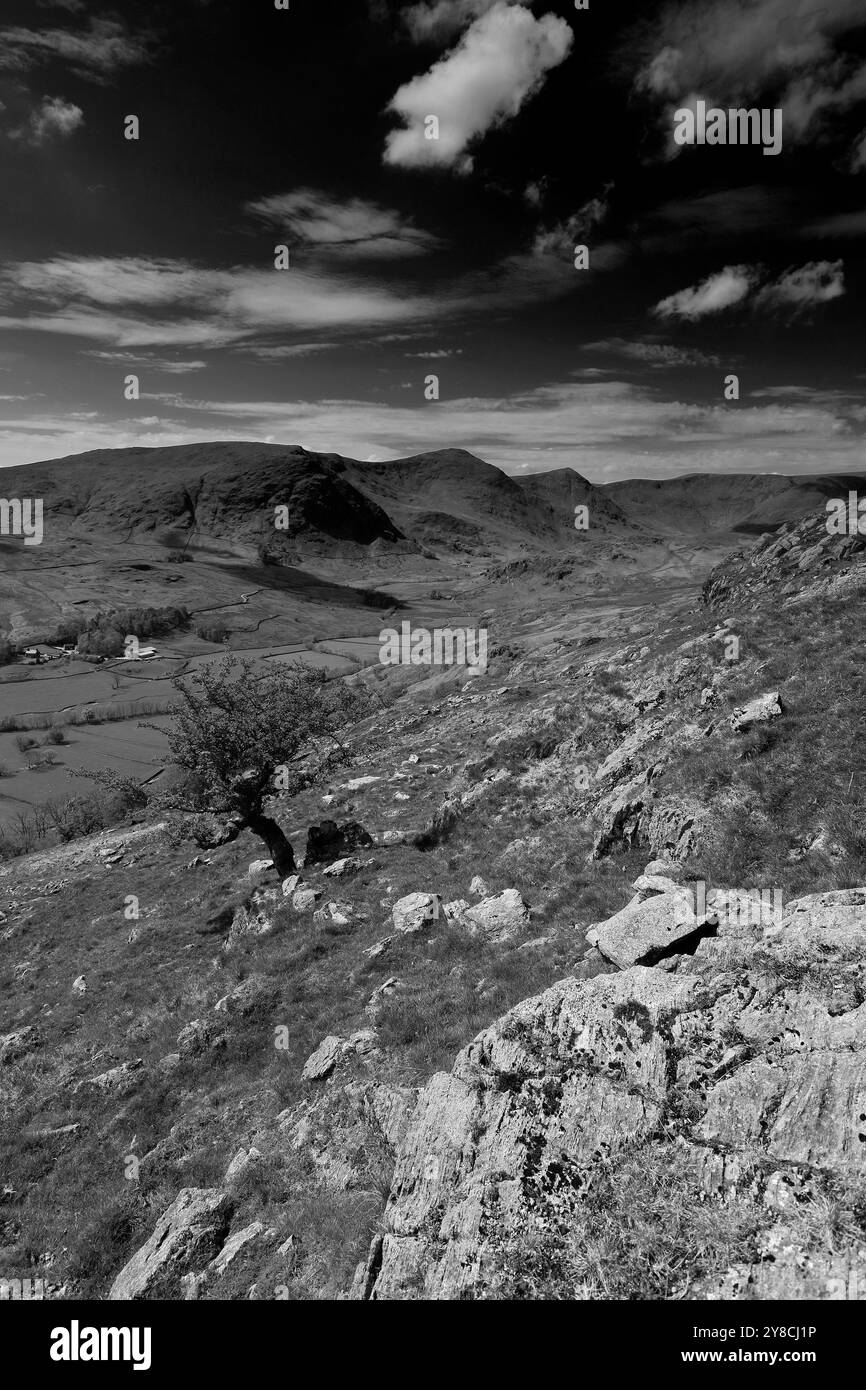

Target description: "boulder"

left=587, top=890, right=714, bottom=968
left=302, top=1035, right=344, bottom=1082
left=108, top=1188, right=233, bottom=1299
left=469, top=875, right=490, bottom=897
left=392, top=892, right=441, bottom=932
left=323, top=857, right=358, bottom=878
left=0, top=1026, right=38, bottom=1064
left=291, top=888, right=320, bottom=912
left=305, top=819, right=372, bottom=866
left=730, top=690, right=783, bottom=732
left=313, top=901, right=354, bottom=930
left=464, top=889, right=530, bottom=943
left=224, top=1147, right=263, bottom=1185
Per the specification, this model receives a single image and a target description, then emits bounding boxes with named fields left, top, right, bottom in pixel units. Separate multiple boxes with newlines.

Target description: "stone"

left=208, top=1221, right=265, bottom=1276
left=280, top=874, right=301, bottom=897
left=72, top=975, right=87, bottom=996
left=305, top=819, right=372, bottom=866
left=224, top=1147, right=263, bottom=1185
left=366, top=977, right=403, bottom=1020
left=75, top=1059, right=143, bottom=1094
left=291, top=888, right=320, bottom=912
left=108, top=1188, right=233, bottom=1299
left=469, top=875, right=489, bottom=897
left=302, top=1035, right=344, bottom=1082
left=730, top=690, right=783, bottom=732
left=392, top=892, right=441, bottom=932
left=0, top=1026, right=38, bottom=1063
left=247, top=859, right=273, bottom=876
left=464, top=888, right=530, bottom=943
left=632, top=873, right=681, bottom=900
left=313, top=901, right=354, bottom=930
left=587, top=890, right=714, bottom=968
left=323, top=857, right=358, bottom=878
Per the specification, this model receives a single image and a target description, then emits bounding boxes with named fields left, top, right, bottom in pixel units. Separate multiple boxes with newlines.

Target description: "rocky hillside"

left=1, top=502, right=864, bottom=1301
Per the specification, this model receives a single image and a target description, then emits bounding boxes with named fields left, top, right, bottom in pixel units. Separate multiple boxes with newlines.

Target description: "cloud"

left=629, top=0, right=866, bottom=154
left=646, top=185, right=791, bottom=237
left=532, top=187, right=613, bottom=257
left=244, top=189, right=442, bottom=258
left=404, top=347, right=464, bottom=357
left=403, top=0, right=505, bottom=43
left=850, top=129, right=866, bottom=170
left=383, top=2, right=572, bottom=172
left=754, top=259, right=845, bottom=310
left=9, top=95, right=84, bottom=144
left=653, top=265, right=757, bottom=320
left=583, top=338, right=722, bottom=368
left=84, top=351, right=207, bottom=373
left=653, top=259, right=846, bottom=320
left=0, top=233, right=594, bottom=351
left=0, top=17, right=153, bottom=79
left=8, top=375, right=865, bottom=477
left=801, top=208, right=866, bottom=236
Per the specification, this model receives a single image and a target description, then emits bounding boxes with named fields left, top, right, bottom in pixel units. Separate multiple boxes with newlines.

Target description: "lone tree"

left=158, top=655, right=367, bottom=877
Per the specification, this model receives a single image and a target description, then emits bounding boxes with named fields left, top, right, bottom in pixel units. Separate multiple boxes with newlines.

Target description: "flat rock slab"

left=587, top=890, right=712, bottom=968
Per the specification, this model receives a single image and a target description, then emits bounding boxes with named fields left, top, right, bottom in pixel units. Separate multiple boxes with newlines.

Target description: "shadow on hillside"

left=221, top=562, right=402, bottom=611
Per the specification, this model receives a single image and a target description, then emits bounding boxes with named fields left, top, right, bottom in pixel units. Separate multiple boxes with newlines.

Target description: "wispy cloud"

left=84, top=351, right=208, bottom=374
left=652, top=260, right=845, bottom=319
left=653, top=264, right=757, bottom=320
left=629, top=0, right=866, bottom=155
left=383, top=2, right=572, bottom=172
left=583, top=338, right=722, bottom=368
left=0, top=16, right=154, bottom=80
left=245, top=189, right=442, bottom=259
left=802, top=208, right=866, bottom=237
left=8, top=95, right=83, bottom=144
left=754, top=259, right=845, bottom=311
left=5, top=377, right=864, bottom=476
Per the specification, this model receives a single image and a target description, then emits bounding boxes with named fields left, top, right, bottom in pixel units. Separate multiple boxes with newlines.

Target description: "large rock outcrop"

left=355, top=888, right=866, bottom=1300
left=109, top=1188, right=233, bottom=1299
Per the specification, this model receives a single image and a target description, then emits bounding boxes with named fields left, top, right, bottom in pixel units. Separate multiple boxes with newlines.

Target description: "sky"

left=1, top=0, right=865, bottom=480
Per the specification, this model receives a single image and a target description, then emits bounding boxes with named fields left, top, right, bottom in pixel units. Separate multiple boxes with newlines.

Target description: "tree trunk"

left=246, top=811, right=296, bottom=879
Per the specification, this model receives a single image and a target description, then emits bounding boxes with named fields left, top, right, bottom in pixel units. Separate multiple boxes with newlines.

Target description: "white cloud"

left=582, top=338, right=722, bottom=368
left=383, top=2, right=572, bottom=172
left=10, top=95, right=84, bottom=144
left=754, top=259, right=845, bottom=311
left=850, top=129, right=866, bottom=170
left=630, top=0, right=866, bottom=154
left=653, top=265, right=757, bottom=320
left=653, top=260, right=846, bottom=321
left=403, top=0, right=507, bottom=43
left=245, top=189, right=441, bottom=258
left=5, top=377, right=865, bottom=477
left=0, top=17, right=153, bottom=79
left=84, top=351, right=207, bottom=373
left=532, top=188, right=613, bottom=257
left=0, top=243, right=593, bottom=350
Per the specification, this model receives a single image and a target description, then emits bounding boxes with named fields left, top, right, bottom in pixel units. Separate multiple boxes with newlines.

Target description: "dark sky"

left=1, top=0, right=865, bottom=478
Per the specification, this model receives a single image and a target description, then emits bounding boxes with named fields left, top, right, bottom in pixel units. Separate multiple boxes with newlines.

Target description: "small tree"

left=154, top=656, right=367, bottom=877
